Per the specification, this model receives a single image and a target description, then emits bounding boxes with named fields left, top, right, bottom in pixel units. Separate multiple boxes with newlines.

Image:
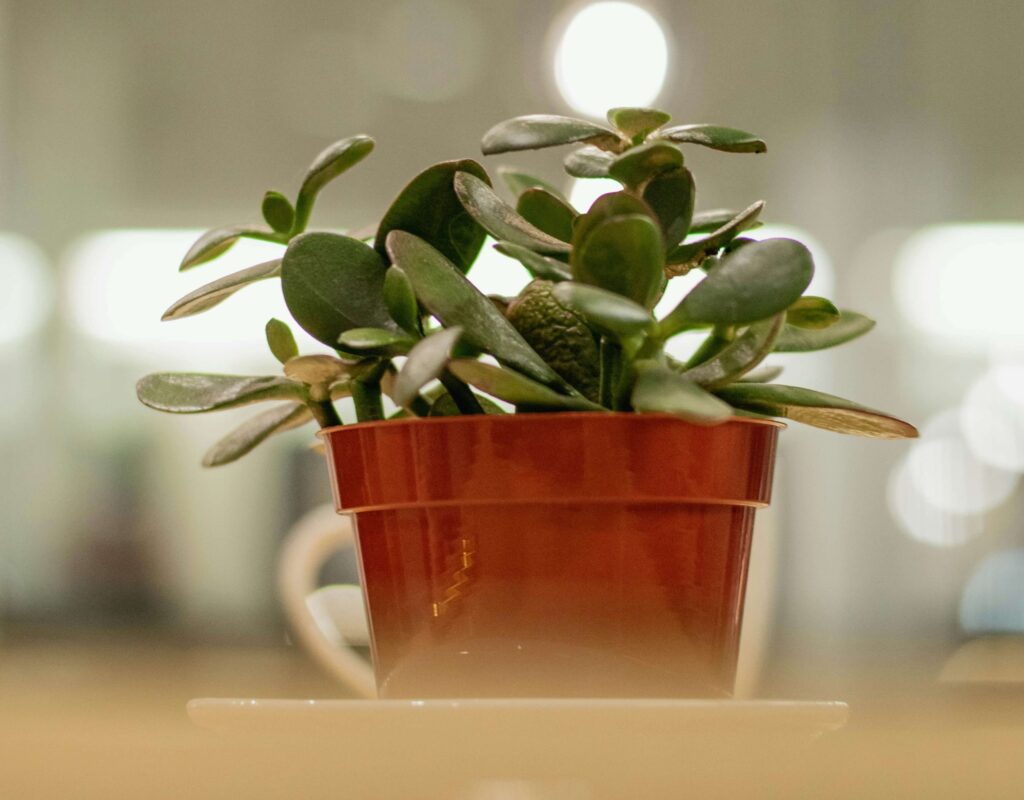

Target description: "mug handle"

left=277, top=504, right=377, bottom=699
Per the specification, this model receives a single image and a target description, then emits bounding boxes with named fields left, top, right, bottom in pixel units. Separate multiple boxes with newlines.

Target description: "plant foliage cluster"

left=137, top=108, right=917, bottom=465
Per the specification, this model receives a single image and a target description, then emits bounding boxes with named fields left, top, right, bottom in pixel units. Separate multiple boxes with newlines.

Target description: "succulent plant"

left=137, top=106, right=917, bottom=466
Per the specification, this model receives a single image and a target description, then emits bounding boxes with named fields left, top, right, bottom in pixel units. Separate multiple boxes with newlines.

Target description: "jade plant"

left=136, top=107, right=917, bottom=465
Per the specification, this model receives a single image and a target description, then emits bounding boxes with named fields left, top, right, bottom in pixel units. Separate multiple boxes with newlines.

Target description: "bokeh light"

left=960, top=549, right=1024, bottom=634
left=960, top=366, right=1024, bottom=471
left=0, top=234, right=52, bottom=348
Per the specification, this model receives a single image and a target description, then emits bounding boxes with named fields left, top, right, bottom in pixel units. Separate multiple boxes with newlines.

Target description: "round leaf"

left=642, top=167, right=695, bottom=250
left=631, top=360, right=732, bottom=422
left=383, top=265, right=421, bottom=336
left=787, top=296, right=840, bottom=329
left=607, top=142, right=684, bottom=187
left=572, top=214, right=664, bottom=308
left=293, top=136, right=375, bottom=229
left=337, top=327, right=415, bottom=356
left=564, top=146, right=615, bottom=178
left=658, top=124, right=767, bottom=154
left=261, top=190, right=295, bottom=234
left=606, top=107, right=672, bottom=140
left=265, top=318, right=298, bottom=364
left=481, top=114, right=622, bottom=155
left=162, top=259, right=282, bottom=321
left=551, top=282, right=655, bottom=341
left=516, top=188, right=576, bottom=242
left=774, top=311, right=876, bottom=352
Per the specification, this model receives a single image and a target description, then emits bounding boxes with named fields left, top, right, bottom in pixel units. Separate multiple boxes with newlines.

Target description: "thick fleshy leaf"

left=493, top=242, right=572, bottom=282
left=136, top=373, right=305, bottom=413
left=564, top=146, right=615, bottom=178
left=374, top=159, right=489, bottom=273
left=572, top=214, right=664, bottom=308
left=392, top=327, right=463, bottom=408
left=739, top=364, right=784, bottom=383
left=202, top=403, right=312, bottom=467
left=787, top=296, right=840, bottom=329
left=631, top=361, right=732, bottom=422
left=162, top=259, right=282, bottom=321
left=668, top=238, right=813, bottom=327
left=681, top=315, right=786, bottom=389
left=608, top=142, right=684, bottom=187
left=454, top=172, right=570, bottom=255
left=571, top=191, right=657, bottom=248
left=642, top=167, right=695, bottom=250
left=665, top=201, right=765, bottom=268
left=383, top=265, right=420, bottom=336
left=386, top=231, right=561, bottom=386
left=337, top=327, right=415, bottom=356
left=516, top=188, right=575, bottom=242
left=607, top=107, right=672, bottom=140
left=774, top=311, right=876, bottom=352
left=265, top=318, right=298, bottom=364
left=715, top=383, right=918, bottom=438
left=449, top=359, right=599, bottom=410
left=261, top=191, right=295, bottom=234
left=688, top=209, right=760, bottom=234
left=481, top=114, right=622, bottom=155
left=497, top=167, right=567, bottom=201
left=551, top=282, right=654, bottom=340
left=179, top=225, right=282, bottom=271
left=658, top=124, right=767, bottom=154
left=428, top=392, right=505, bottom=416
left=283, top=355, right=350, bottom=386
left=293, top=136, right=375, bottom=229
left=281, top=232, right=394, bottom=347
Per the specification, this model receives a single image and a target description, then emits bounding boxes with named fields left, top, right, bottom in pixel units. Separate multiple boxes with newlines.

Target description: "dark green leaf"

left=428, top=391, right=505, bottom=416
left=714, top=383, right=919, bottom=438
left=261, top=191, right=295, bottom=234
left=787, top=296, right=840, bottom=329
left=374, top=159, right=490, bottom=273
left=516, top=188, right=576, bottom=242
left=493, top=242, right=572, bottom=282
left=449, top=359, right=599, bottom=410
left=162, top=259, right=282, bottom=321
left=572, top=214, right=664, bottom=308
left=564, top=146, right=615, bottom=178
left=497, top=167, right=567, bottom=201
left=658, top=124, right=767, bottom=154
left=571, top=191, right=657, bottom=246
left=608, top=142, right=684, bottom=187
left=202, top=403, right=312, bottom=467
left=281, top=232, right=394, bottom=347
left=392, top=327, right=463, bottom=408
left=265, top=318, right=298, bottom=364
left=631, top=360, right=732, bottom=422
left=481, top=114, right=622, bottom=155
left=642, top=167, right=695, bottom=250
left=179, top=225, right=282, bottom=271
left=774, top=311, right=876, bottom=352
left=383, top=265, right=421, bottom=337
left=665, top=201, right=765, bottom=268
left=386, top=231, right=561, bottom=386
left=607, top=107, right=672, bottom=140
left=136, top=373, right=305, bottom=413
left=689, top=209, right=761, bottom=234
left=454, top=172, right=570, bottom=255
left=551, top=282, right=654, bottom=340
left=681, top=315, right=785, bottom=389
left=337, top=327, right=415, bottom=356
left=294, top=136, right=375, bottom=230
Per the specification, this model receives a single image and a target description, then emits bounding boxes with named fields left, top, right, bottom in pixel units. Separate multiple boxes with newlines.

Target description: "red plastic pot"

left=320, top=412, right=780, bottom=699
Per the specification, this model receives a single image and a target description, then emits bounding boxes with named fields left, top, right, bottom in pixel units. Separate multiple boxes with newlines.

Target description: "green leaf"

left=261, top=191, right=295, bottom=234
left=179, top=225, right=282, bottom=271
left=493, top=242, right=572, bottom=282
left=281, top=232, right=394, bottom=347
left=642, top=167, right=695, bottom=250
left=689, top=209, right=759, bottom=234
left=454, top=172, right=570, bottom=256
left=681, top=315, right=786, bottom=389
left=658, top=124, right=767, bottom=154
left=136, top=373, right=305, bottom=413
left=265, top=318, right=298, bottom=364
left=428, top=391, right=505, bottom=416
left=449, top=359, right=599, bottom=410
left=337, top=327, right=415, bottom=356
left=383, top=265, right=421, bottom=337
left=481, top=114, right=622, bottom=155
left=497, top=167, right=567, bottom=201
left=714, top=383, right=919, bottom=438
left=392, top=327, right=463, bottom=408
left=551, top=282, right=655, bottom=340
left=631, top=360, right=733, bottom=422
left=668, top=238, right=814, bottom=327
left=572, top=214, right=664, bottom=308
left=571, top=191, right=657, bottom=246
left=161, top=259, right=282, bottom=321
left=564, top=146, right=615, bottom=178
left=202, top=403, right=312, bottom=467
left=293, top=135, right=375, bottom=230
left=516, top=188, right=576, bottom=242
left=774, top=311, right=876, bottom=352
left=665, top=201, right=765, bottom=268
left=607, top=142, right=684, bottom=187
left=374, top=159, right=490, bottom=273
left=386, top=231, right=561, bottom=386
left=787, top=296, right=840, bottom=329
left=607, top=107, right=672, bottom=140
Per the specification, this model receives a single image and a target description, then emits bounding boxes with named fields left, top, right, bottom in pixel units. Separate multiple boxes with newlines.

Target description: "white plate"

left=189, top=698, right=848, bottom=798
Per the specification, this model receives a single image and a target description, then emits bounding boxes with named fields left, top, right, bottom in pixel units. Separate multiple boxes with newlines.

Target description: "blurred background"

left=2, top=0, right=1024, bottom=746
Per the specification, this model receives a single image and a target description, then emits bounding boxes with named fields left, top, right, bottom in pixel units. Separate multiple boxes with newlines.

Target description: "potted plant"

left=137, top=107, right=916, bottom=699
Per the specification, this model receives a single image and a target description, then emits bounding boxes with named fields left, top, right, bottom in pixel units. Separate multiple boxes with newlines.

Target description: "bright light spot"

left=62, top=230, right=320, bottom=368
left=744, top=225, right=835, bottom=299
left=960, top=550, right=1024, bottom=634
left=887, top=461, right=986, bottom=548
left=553, top=2, right=669, bottom=118
left=567, top=177, right=621, bottom=213
left=894, top=224, right=1024, bottom=352
left=961, top=368, right=1024, bottom=471
left=470, top=238, right=532, bottom=298
left=0, top=234, right=52, bottom=348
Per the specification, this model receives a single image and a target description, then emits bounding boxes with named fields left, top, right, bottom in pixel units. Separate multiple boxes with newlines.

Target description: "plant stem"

left=439, top=372, right=484, bottom=415
left=309, top=399, right=342, bottom=429
left=351, top=379, right=384, bottom=422
left=600, top=338, right=624, bottom=409
left=684, top=326, right=735, bottom=370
